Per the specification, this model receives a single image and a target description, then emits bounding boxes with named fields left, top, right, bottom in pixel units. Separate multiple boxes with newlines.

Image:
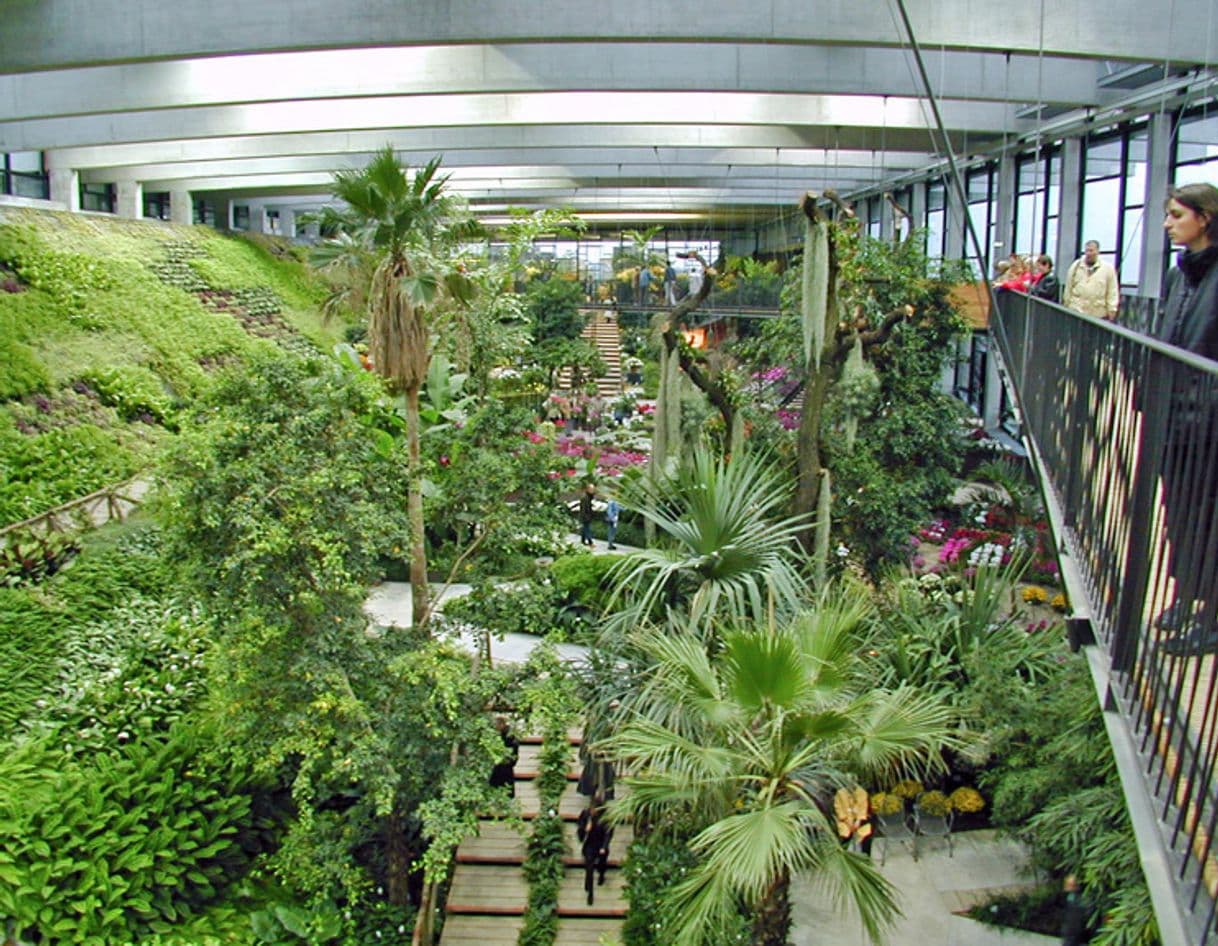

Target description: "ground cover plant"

left=0, top=206, right=340, bottom=527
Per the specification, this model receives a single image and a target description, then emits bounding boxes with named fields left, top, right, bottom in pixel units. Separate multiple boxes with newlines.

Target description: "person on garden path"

left=1060, top=874, right=1090, bottom=945
left=577, top=790, right=613, bottom=905
left=488, top=715, right=519, bottom=797
left=578, top=482, right=596, bottom=546
left=605, top=496, right=621, bottom=549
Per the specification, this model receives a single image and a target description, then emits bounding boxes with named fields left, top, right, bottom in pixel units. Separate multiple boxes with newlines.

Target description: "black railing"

left=993, top=289, right=1218, bottom=945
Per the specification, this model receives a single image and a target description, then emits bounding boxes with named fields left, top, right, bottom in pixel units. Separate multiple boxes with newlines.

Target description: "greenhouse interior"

left=3, top=3, right=1218, bottom=945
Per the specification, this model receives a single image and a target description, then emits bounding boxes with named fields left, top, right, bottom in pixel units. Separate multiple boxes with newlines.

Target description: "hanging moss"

left=801, top=218, right=829, bottom=370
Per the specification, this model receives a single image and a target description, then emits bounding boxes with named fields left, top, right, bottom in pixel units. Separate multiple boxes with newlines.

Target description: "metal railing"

left=993, top=290, right=1218, bottom=945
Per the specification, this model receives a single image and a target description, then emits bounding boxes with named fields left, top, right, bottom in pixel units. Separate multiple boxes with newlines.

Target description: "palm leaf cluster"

left=608, top=448, right=811, bottom=634
left=600, top=588, right=959, bottom=946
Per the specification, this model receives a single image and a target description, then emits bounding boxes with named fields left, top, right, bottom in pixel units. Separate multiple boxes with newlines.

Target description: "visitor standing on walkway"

left=605, top=497, right=621, bottom=549
left=1063, top=240, right=1119, bottom=320
left=1029, top=254, right=1061, bottom=302
left=1060, top=874, right=1091, bottom=945
left=664, top=261, right=677, bottom=305
left=578, top=790, right=613, bottom=905
left=579, top=482, right=596, bottom=546
left=1153, top=182, right=1218, bottom=657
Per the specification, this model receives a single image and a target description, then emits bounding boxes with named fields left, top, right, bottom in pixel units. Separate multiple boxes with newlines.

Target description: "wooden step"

left=557, top=864, right=627, bottom=917
left=515, top=779, right=590, bottom=820
left=446, top=864, right=528, bottom=914
left=439, top=914, right=524, bottom=945
left=515, top=742, right=581, bottom=780
left=446, top=864, right=627, bottom=919
left=439, top=915, right=622, bottom=946
left=456, top=819, right=634, bottom=866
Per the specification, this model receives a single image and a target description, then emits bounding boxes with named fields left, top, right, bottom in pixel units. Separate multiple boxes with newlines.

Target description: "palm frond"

left=807, top=838, right=901, bottom=945
left=690, top=801, right=818, bottom=903
left=849, top=685, right=960, bottom=779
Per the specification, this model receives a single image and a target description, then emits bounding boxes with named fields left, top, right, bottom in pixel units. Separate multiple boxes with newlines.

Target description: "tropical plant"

left=601, top=597, right=959, bottom=946
left=312, top=148, right=478, bottom=628
left=606, top=447, right=810, bottom=636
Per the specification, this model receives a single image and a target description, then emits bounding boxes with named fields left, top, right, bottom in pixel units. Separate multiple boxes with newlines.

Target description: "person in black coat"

left=1155, top=182, right=1218, bottom=657
left=488, top=716, right=519, bottom=797
left=577, top=790, right=613, bottom=905
left=1029, top=254, right=1061, bottom=303
left=1060, top=874, right=1090, bottom=945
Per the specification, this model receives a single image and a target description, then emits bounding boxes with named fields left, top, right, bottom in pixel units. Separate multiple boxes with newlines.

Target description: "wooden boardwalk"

left=439, top=731, right=628, bottom=946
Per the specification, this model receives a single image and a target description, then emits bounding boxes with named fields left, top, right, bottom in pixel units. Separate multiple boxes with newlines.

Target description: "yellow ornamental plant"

left=915, top=790, right=951, bottom=817
left=890, top=778, right=923, bottom=800
left=870, top=791, right=903, bottom=816
left=948, top=786, right=986, bottom=814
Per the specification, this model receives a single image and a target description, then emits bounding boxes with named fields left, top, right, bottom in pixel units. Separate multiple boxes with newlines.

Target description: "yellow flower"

left=870, top=791, right=903, bottom=816
left=916, top=790, right=950, bottom=816
left=890, top=779, right=923, bottom=799
left=1021, top=585, right=1049, bottom=603
left=1051, top=592, right=1069, bottom=612
left=948, top=786, right=986, bottom=813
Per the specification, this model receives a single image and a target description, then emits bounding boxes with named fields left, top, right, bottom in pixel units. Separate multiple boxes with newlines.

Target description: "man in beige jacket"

left=1063, top=240, right=1119, bottom=320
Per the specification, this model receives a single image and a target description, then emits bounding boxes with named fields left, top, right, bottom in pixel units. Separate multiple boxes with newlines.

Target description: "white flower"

left=835, top=544, right=850, bottom=558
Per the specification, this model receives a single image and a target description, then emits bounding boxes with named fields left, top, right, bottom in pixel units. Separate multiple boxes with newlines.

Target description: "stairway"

left=556, top=310, right=624, bottom=398
left=439, top=733, right=632, bottom=946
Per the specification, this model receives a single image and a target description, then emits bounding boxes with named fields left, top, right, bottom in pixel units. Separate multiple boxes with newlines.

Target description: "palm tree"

left=601, top=590, right=959, bottom=946
left=315, top=148, right=477, bottom=628
left=606, top=447, right=811, bottom=636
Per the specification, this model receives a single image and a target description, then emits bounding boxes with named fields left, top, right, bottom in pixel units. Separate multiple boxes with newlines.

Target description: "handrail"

left=0, top=477, right=148, bottom=540
left=992, top=290, right=1218, bottom=946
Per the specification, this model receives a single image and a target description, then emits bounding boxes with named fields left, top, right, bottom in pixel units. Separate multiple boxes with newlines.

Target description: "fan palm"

left=607, top=447, right=811, bottom=635
left=316, top=148, right=477, bottom=628
left=601, top=592, right=959, bottom=946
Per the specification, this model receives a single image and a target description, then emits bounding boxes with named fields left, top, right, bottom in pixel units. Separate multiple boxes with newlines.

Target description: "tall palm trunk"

left=752, top=869, right=793, bottom=946
left=405, top=385, right=430, bottom=628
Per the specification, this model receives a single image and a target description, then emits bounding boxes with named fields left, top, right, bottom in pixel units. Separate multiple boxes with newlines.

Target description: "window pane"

left=1045, top=218, right=1059, bottom=262
left=8, top=151, right=42, bottom=173
left=12, top=174, right=48, bottom=199
left=1120, top=207, right=1144, bottom=286
left=1086, top=138, right=1123, bottom=180
left=1016, top=192, right=1037, bottom=255
left=1081, top=176, right=1121, bottom=252
left=1177, top=112, right=1218, bottom=163
left=1174, top=156, right=1218, bottom=185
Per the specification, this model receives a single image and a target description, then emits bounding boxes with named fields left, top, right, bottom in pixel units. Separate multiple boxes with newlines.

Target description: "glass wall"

left=1173, top=108, right=1218, bottom=184
left=1, top=151, right=49, bottom=200
left=925, top=178, right=947, bottom=260
left=1080, top=122, right=1147, bottom=287
left=1014, top=145, right=1061, bottom=261
left=80, top=182, right=115, bottom=214
left=964, top=162, right=997, bottom=278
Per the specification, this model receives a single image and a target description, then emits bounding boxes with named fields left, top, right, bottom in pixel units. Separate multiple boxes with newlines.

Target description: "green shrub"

left=81, top=363, right=177, bottom=425
left=0, top=334, right=49, bottom=399
left=0, top=729, right=255, bottom=946
left=441, top=577, right=591, bottom=640
left=550, top=552, right=624, bottom=613
left=0, top=587, right=62, bottom=732
left=0, top=422, right=145, bottom=526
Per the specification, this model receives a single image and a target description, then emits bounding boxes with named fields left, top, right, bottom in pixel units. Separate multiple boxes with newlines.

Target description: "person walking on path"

left=1063, top=240, right=1119, bottom=320
left=578, top=790, right=613, bottom=905
left=1060, top=874, right=1091, bottom=945
left=605, top=497, right=621, bottom=549
left=578, top=482, right=597, bottom=547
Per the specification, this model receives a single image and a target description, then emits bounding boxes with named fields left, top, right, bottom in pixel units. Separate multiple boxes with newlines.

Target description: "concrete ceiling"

left=2, top=0, right=1215, bottom=226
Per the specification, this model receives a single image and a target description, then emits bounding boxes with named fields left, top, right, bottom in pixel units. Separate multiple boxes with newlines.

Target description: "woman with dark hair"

left=1155, top=182, right=1218, bottom=657
left=577, top=790, right=613, bottom=905
left=1161, top=182, right=1218, bottom=358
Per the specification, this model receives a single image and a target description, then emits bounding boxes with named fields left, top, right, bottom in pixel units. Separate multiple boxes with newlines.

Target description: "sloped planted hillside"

left=0, top=207, right=343, bottom=527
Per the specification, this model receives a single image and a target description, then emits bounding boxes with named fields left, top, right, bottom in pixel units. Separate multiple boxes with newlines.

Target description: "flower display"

left=948, top=786, right=986, bottom=813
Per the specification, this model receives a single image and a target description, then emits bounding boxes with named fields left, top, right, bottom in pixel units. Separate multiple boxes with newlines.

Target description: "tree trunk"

left=386, top=808, right=412, bottom=907
left=794, top=362, right=833, bottom=552
left=405, top=385, right=430, bottom=629
left=751, top=870, right=792, bottom=946
left=411, top=878, right=438, bottom=946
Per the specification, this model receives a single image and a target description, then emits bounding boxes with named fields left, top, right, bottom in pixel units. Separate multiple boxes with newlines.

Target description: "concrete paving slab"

left=789, top=830, right=1056, bottom=946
